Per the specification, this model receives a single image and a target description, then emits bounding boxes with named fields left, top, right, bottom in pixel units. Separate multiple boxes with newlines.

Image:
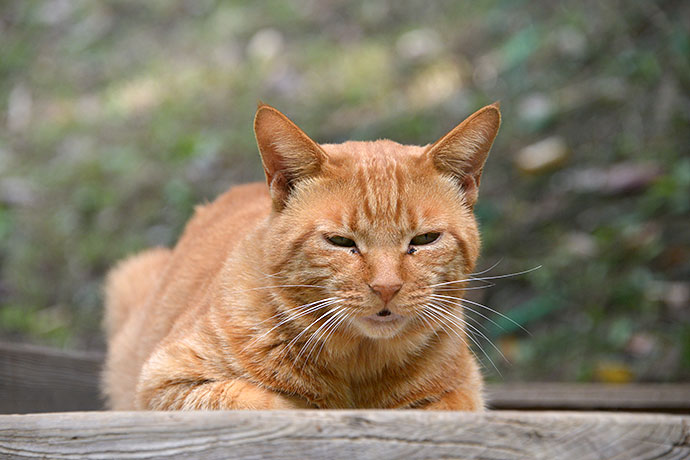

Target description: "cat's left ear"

left=426, top=102, right=501, bottom=207
left=254, top=104, right=327, bottom=211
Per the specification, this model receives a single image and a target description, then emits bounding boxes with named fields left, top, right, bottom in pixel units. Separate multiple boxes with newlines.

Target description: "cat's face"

left=266, top=142, right=480, bottom=339
left=255, top=104, right=500, bottom=341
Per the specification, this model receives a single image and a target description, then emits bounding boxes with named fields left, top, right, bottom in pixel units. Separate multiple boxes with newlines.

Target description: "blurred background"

left=1, top=0, right=688, bottom=383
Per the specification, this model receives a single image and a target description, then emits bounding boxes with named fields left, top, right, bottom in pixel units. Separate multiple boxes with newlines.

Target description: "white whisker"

left=429, top=294, right=504, bottom=332
left=433, top=284, right=495, bottom=292
left=242, top=297, right=342, bottom=353
left=467, top=259, right=503, bottom=276
left=417, top=307, right=445, bottom=344
left=256, top=296, right=339, bottom=326
left=295, top=307, right=347, bottom=369
left=422, top=305, right=495, bottom=372
left=428, top=301, right=508, bottom=365
left=227, top=283, right=329, bottom=294
left=469, top=265, right=542, bottom=282
left=429, top=265, right=542, bottom=288
left=277, top=305, right=343, bottom=369
left=311, top=310, right=354, bottom=365
left=425, top=303, right=502, bottom=375
left=445, top=294, right=531, bottom=335
left=420, top=307, right=484, bottom=366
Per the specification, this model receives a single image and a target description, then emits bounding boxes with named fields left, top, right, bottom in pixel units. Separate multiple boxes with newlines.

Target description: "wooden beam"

left=0, top=342, right=103, bottom=413
left=3, top=342, right=690, bottom=414
left=485, top=382, right=690, bottom=413
left=0, top=410, right=688, bottom=459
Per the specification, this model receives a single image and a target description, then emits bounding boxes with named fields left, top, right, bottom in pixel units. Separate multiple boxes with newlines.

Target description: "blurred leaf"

left=594, top=362, right=634, bottom=384
left=499, top=25, right=541, bottom=70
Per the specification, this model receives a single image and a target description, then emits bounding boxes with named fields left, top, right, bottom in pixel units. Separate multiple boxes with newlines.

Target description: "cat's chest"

left=315, top=354, right=423, bottom=409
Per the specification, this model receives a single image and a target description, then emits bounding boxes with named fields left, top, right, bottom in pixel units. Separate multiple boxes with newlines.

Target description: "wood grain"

left=0, top=410, right=688, bottom=459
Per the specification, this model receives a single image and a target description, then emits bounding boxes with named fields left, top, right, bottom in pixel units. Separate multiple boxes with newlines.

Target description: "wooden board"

left=0, top=342, right=103, bottom=413
left=485, top=382, right=690, bottom=413
left=2, top=342, right=690, bottom=414
left=1, top=410, right=688, bottom=459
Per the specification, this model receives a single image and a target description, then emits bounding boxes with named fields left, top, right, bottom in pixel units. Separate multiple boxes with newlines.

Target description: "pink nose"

left=370, top=283, right=402, bottom=304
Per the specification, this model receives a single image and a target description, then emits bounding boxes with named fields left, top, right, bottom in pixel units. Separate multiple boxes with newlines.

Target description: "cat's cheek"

left=302, top=242, right=364, bottom=293
left=406, top=248, right=464, bottom=291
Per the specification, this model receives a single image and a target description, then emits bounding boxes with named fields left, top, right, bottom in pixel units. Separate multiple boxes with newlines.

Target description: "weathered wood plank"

left=485, top=382, right=690, bottom=413
left=0, top=342, right=103, bottom=413
left=3, top=342, right=690, bottom=414
left=0, top=410, right=688, bottom=460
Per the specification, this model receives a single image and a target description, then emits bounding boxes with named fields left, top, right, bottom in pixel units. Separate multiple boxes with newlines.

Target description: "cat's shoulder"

left=193, top=182, right=269, bottom=218
left=177, top=182, right=270, bottom=244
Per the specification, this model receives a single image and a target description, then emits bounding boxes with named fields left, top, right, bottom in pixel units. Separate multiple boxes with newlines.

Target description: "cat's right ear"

left=425, top=102, right=501, bottom=208
left=254, top=104, right=327, bottom=211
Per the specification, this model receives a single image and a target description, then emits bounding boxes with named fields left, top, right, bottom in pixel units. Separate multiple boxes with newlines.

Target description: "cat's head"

left=254, top=104, right=500, bottom=340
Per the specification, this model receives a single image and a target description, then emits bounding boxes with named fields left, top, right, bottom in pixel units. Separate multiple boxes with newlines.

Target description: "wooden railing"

left=1, top=341, right=689, bottom=459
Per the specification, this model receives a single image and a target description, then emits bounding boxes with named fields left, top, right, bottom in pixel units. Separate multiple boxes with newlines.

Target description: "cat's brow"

left=353, top=160, right=411, bottom=230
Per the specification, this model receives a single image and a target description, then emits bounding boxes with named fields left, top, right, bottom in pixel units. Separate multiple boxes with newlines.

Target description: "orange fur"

left=102, top=103, right=501, bottom=411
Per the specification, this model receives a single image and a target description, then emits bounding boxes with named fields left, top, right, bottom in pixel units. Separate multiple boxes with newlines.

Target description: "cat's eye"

left=327, top=235, right=357, bottom=248
left=410, top=232, right=440, bottom=246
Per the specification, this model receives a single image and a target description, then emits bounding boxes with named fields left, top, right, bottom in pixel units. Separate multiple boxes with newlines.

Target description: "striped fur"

left=102, top=103, right=500, bottom=411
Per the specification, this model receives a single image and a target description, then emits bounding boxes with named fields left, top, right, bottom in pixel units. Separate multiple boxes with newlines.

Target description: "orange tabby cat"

left=102, top=102, right=501, bottom=410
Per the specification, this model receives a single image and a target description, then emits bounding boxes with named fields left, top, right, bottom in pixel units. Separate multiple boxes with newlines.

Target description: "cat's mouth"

left=362, top=309, right=403, bottom=324
left=354, top=308, right=409, bottom=338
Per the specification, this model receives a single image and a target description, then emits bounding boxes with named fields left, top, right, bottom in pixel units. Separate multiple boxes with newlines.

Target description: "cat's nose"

left=369, top=282, right=402, bottom=304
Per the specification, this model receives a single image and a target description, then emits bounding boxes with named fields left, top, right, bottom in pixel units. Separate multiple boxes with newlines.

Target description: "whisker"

left=275, top=319, right=319, bottom=369
left=422, top=306, right=470, bottom=350
left=425, top=303, right=502, bottom=375
left=468, top=265, right=542, bottom=282
left=250, top=269, right=285, bottom=280
left=428, top=301, right=508, bottom=365
left=417, top=307, right=445, bottom=344
left=429, top=299, right=491, bottom=334
left=437, top=294, right=531, bottom=335
left=433, top=284, right=495, bottom=292
left=295, top=307, right=348, bottom=369
left=467, top=259, right=503, bottom=276
left=311, top=310, right=354, bottom=365
left=279, top=306, right=343, bottom=369
left=227, top=283, right=329, bottom=294
left=421, top=306, right=496, bottom=373
left=242, top=298, right=342, bottom=353
left=420, top=307, right=486, bottom=368
left=429, top=265, right=542, bottom=288
left=415, top=307, right=437, bottom=333
left=300, top=310, right=345, bottom=365
left=256, top=296, right=339, bottom=326
left=429, top=294, right=504, bottom=333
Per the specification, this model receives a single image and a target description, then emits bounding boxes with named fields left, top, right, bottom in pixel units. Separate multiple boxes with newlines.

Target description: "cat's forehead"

left=322, top=140, right=430, bottom=207
left=301, top=140, right=465, bottom=239
left=320, top=140, right=428, bottom=166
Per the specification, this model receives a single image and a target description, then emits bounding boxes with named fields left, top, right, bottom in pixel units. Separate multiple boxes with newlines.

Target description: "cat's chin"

left=354, top=312, right=408, bottom=339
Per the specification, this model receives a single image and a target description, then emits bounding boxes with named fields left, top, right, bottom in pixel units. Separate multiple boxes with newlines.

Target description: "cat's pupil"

left=327, top=235, right=356, bottom=247
left=410, top=232, right=440, bottom=246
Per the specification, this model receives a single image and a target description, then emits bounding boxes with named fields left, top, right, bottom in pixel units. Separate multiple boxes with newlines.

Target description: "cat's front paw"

left=270, top=392, right=314, bottom=409
left=421, top=387, right=484, bottom=411
left=140, top=378, right=314, bottom=410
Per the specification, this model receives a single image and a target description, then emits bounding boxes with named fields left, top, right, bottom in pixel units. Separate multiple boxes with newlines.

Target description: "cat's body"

left=103, top=103, right=500, bottom=410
